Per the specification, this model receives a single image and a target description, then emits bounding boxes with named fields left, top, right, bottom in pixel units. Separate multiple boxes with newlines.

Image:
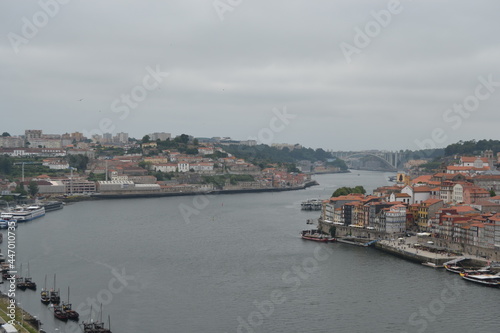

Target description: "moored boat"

left=24, top=277, right=36, bottom=291
left=41, top=274, right=50, bottom=304
left=62, top=287, right=79, bottom=321
left=0, top=205, right=45, bottom=222
left=301, top=229, right=335, bottom=242
left=50, top=275, right=60, bottom=304
left=24, top=262, right=36, bottom=290
left=82, top=304, right=112, bottom=333
left=40, top=201, right=64, bottom=212
left=40, top=289, right=50, bottom=304
left=16, top=276, right=26, bottom=291
left=53, top=304, right=68, bottom=321
left=301, top=199, right=322, bottom=211
left=460, top=272, right=500, bottom=287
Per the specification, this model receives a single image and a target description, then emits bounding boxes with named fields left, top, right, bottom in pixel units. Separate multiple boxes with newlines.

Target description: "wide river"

left=2, top=170, right=499, bottom=333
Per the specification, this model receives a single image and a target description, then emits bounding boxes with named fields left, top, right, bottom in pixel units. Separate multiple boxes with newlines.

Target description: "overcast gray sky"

left=1, top=0, right=500, bottom=151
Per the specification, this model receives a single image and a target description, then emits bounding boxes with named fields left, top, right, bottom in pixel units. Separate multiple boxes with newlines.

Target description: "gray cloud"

left=1, top=0, right=499, bottom=150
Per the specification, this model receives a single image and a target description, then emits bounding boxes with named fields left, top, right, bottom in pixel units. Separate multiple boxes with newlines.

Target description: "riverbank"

left=317, top=220, right=498, bottom=264
left=0, top=294, right=40, bottom=333
left=60, top=180, right=320, bottom=201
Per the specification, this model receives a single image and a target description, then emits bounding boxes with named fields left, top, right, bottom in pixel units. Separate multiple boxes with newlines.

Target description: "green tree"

left=332, top=186, right=366, bottom=197
left=68, top=155, right=89, bottom=172
left=142, top=135, right=151, bottom=143
left=286, top=163, right=300, bottom=173
left=490, top=189, right=497, bottom=197
left=138, top=161, right=152, bottom=171
left=173, top=134, right=190, bottom=144
left=329, top=226, right=336, bottom=237
left=13, top=184, right=27, bottom=196
left=0, top=156, right=13, bottom=175
left=2, top=132, right=10, bottom=137
left=28, top=180, right=39, bottom=197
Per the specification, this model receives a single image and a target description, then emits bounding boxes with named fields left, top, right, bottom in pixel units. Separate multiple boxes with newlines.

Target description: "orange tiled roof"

left=411, top=175, right=432, bottom=184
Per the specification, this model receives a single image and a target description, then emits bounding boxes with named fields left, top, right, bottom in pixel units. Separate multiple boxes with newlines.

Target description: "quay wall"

left=317, top=219, right=500, bottom=262
left=91, top=181, right=318, bottom=199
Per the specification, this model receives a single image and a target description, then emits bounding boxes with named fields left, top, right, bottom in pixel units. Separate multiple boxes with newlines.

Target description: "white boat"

left=460, top=273, right=500, bottom=287
left=0, top=205, right=45, bottom=222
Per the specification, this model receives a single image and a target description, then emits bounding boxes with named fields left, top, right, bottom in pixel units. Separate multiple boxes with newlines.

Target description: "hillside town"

left=318, top=150, right=500, bottom=259
left=0, top=130, right=333, bottom=199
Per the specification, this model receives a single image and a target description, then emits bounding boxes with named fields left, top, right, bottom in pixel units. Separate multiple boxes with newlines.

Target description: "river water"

left=2, top=170, right=499, bottom=333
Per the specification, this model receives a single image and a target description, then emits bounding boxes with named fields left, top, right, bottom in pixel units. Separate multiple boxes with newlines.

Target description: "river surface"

left=2, top=170, right=499, bottom=333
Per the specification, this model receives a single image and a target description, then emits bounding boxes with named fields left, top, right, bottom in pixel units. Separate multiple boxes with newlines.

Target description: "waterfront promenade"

left=0, top=295, right=39, bottom=333
left=375, top=237, right=490, bottom=267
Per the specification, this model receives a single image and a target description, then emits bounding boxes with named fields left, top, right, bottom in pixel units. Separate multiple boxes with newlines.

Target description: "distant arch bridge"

left=330, top=151, right=402, bottom=171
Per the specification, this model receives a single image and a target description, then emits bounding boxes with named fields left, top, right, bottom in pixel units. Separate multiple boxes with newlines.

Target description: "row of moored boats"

left=443, top=258, right=500, bottom=287
left=1, top=201, right=113, bottom=332
left=300, top=232, right=500, bottom=288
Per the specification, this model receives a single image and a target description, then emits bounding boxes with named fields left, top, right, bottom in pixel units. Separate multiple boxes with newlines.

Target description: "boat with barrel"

left=16, top=264, right=26, bottom=291
left=460, top=272, right=500, bottom=287
left=16, top=276, right=26, bottom=291
left=62, top=287, right=79, bottom=321
left=40, top=275, right=50, bottom=304
left=53, top=304, right=68, bottom=321
left=50, top=274, right=61, bottom=304
left=82, top=304, right=112, bottom=333
left=301, top=229, right=336, bottom=242
left=24, top=262, right=36, bottom=290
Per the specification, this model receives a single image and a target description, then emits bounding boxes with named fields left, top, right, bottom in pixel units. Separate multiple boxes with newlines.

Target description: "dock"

left=336, top=237, right=378, bottom=247
left=372, top=238, right=493, bottom=267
